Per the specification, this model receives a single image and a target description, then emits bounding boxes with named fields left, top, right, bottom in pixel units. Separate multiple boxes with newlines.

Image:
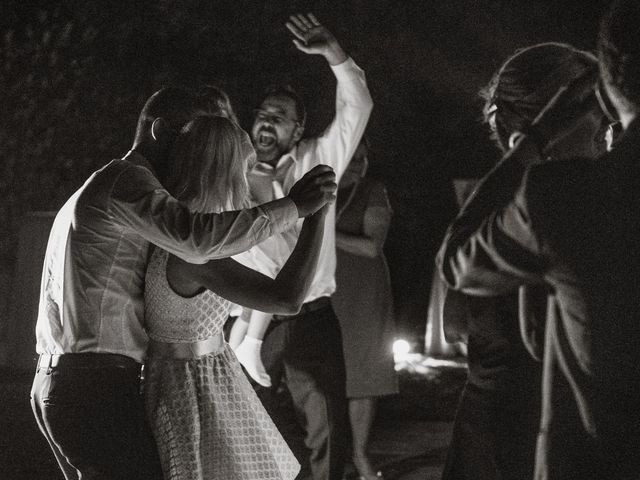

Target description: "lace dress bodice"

left=144, top=249, right=232, bottom=343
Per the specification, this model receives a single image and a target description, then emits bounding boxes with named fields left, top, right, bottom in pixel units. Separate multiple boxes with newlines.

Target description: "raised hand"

left=285, top=13, right=348, bottom=66
left=287, top=165, right=337, bottom=217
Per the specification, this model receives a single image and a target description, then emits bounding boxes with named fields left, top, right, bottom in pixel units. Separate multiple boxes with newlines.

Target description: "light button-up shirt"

left=234, top=57, right=373, bottom=300
left=36, top=151, right=298, bottom=363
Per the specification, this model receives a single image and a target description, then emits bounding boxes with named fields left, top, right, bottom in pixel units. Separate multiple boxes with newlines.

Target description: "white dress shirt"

left=234, top=57, right=373, bottom=301
left=35, top=151, right=298, bottom=363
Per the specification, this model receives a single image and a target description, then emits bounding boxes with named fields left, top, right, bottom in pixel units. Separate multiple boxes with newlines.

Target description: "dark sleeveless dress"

left=331, top=178, right=398, bottom=398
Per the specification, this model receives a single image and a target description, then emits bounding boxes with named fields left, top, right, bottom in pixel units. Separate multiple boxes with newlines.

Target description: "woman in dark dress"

left=441, top=42, right=608, bottom=480
left=332, top=139, right=398, bottom=480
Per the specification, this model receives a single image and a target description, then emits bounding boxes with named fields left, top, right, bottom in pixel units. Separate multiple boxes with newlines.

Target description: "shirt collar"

left=284, top=143, right=300, bottom=163
left=253, top=144, right=299, bottom=174
left=273, top=144, right=299, bottom=169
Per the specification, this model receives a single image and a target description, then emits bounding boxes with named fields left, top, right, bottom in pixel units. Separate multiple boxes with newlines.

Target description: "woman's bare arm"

left=167, top=207, right=327, bottom=315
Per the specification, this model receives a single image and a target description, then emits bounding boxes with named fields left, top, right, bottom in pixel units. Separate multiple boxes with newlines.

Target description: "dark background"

left=0, top=0, right=612, bottom=346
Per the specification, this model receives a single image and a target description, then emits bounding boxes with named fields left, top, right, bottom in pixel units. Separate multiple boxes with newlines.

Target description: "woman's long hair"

left=480, top=42, right=598, bottom=152
left=166, top=115, right=255, bottom=213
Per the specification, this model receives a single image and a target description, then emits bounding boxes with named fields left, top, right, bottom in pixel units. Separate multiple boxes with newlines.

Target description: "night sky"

left=0, top=0, right=612, bottom=344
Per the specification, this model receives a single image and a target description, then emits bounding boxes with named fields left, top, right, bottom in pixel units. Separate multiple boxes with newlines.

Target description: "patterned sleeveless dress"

left=144, top=249, right=300, bottom=480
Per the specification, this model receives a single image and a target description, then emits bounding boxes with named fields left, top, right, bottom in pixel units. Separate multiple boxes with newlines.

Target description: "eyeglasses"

left=253, top=109, right=299, bottom=126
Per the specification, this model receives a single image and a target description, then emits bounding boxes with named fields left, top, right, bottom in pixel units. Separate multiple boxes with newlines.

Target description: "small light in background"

left=393, top=338, right=411, bottom=362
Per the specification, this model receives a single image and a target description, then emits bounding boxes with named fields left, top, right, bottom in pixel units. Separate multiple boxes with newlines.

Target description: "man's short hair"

left=257, top=84, right=307, bottom=127
left=598, top=0, right=640, bottom=112
left=136, top=86, right=207, bottom=136
left=135, top=86, right=211, bottom=182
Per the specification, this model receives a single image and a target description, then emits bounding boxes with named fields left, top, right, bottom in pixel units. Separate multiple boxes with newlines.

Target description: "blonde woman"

left=143, top=115, right=334, bottom=480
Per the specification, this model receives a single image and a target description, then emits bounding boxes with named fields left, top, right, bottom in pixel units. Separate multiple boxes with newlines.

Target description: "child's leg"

left=227, top=309, right=250, bottom=349
left=246, top=309, right=272, bottom=341
left=234, top=310, right=273, bottom=387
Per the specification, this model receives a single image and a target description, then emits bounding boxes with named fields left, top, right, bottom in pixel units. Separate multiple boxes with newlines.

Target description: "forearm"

left=437, top=216, right=525, bottom=296
left=314, top=59, right=373, bottom=177
left=324, top=41, right=347, bottom=66
left=437, top=179, right=545, bottom=296
left=452, top=135, right=542, bottom=234
left=113, top=186, right=298, bottom=264
left=332, top=58, right=373, bottom=117
left=438, top=135, right=543, bottom=279
left=272, top=213, right=325, bottom=307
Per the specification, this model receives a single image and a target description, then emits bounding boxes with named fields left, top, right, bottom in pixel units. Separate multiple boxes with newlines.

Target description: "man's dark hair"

left=134, top=86, right=210, bottom=183
left=257, top=84, right=307, bottom=127
left=598, top=0, right=640, bottom=112
left=135, top=86, right=206, bottom=139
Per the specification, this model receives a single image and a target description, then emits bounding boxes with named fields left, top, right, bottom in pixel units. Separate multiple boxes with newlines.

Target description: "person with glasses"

left=438, top=1, right=640, bottom=476
left=231, top=12, right=373, bottom=480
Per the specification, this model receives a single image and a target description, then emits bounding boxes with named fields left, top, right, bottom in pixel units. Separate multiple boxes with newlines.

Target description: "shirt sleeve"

left=231, top=235, right=287, bottom=278
left=437, top=171, right=546, bottom=297
left=109, top=164, right=299, bottom=264
left=302, top=57, right=373, bottom=179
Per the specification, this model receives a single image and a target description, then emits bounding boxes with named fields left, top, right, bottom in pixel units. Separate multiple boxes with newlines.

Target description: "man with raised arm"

left=234, top=13, right=373, bottom=480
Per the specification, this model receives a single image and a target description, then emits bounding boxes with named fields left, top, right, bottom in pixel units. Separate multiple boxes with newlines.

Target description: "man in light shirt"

left=237, top=13, right=373, bottom=480
left=30, top=85, right=337, bottom=480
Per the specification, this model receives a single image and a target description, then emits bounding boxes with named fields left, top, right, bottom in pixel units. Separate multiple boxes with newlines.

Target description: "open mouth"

left=257, top=130, right=276, bottom=149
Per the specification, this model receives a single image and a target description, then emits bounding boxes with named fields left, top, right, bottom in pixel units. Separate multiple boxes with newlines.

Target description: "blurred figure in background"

left=440, top=42, right=607, bottom=480
left=332, top=138, right=398, bottom=480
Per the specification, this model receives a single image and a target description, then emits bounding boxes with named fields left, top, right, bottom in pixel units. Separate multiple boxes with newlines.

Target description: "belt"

left=36, top=353, right=140, bottom=373
left=147, top=334, right=225, bottom=360
left=273, top=296, right=331, bottom=321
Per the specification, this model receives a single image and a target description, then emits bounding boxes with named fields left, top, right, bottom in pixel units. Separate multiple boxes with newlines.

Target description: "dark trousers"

left=30, top=354, right=162, bottom=480
left=257, top=301, right=348, bottom=480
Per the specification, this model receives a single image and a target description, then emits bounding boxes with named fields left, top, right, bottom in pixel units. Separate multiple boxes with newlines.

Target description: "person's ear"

left=508, top=131, right=524, bottom=149
left=151, top=118, right=171, bottom=142
left=292, top=124, right=304, bottom=143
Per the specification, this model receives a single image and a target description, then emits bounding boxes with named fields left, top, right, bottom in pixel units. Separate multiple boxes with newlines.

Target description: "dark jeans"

left=30, top=354, right=162, bottom=480
left=257, top=301, right=348, bottom=480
